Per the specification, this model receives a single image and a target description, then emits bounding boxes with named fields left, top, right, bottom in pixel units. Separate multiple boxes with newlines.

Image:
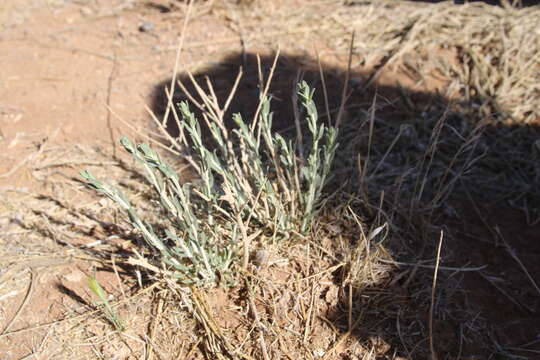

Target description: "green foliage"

left=88, top=274, right=125, bottom=331
left=81, top=81, right=337, bottom=286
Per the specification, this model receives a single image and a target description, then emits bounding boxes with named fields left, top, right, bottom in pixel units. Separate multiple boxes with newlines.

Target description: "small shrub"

left=81, top=81, right=337, bottom=286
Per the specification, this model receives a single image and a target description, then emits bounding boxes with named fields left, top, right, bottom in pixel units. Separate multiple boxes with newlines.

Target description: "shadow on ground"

left=148, top=51, right=540, bottom=358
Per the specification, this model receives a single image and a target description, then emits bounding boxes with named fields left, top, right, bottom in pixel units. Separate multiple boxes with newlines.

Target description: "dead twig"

left=429, top=231, right=444, bottom=360
left=0, top=271, right=36, bottom=336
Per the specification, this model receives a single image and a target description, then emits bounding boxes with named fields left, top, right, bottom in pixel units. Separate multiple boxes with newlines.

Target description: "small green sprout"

left=88, top=273, right=125, bottom=331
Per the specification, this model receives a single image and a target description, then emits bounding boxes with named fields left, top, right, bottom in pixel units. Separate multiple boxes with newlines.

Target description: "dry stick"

left=356, top=154, right=369, bottom=207
left=144, top=103, right=193, bottom=163
left=0, top=281, right=161, bottom=339
left=34, top=160, right=118, bottom=170
left=372, top=125, right=405, bottom=175
left=295, top=262, right=345, bottom=282
left=111, top=103, right=180, bottom=155
left=237, top=211, right=251, bottom=270
left=256, top=54, right=263, bottom=99
left=499, top=231, right=540, bottom=297
left=175, top=341, right=186, bottom=359
left=350, top=206, right=377, bottom=281
left=144, top=106, right=202, bottom=175
left=162, top=86, right=184, bottom=145
left=347, top=283, right=353, bottom=332
left=184, top=74, right=237, bottom=161
left=303, top=282, right=317, bottom=344
left=315, top=48, right=332, bottom=126
left=462, top=185, right=499, bottom=240
left=161, top=0, right=194, bottom=130
left=377, top=258, right=487, bottom=272
left=396, top=308, right=413, bottom=359
left=175, top=77, right=205, bottom=113
left=239, top=182, right=267, bottom=270
left=360, top=94, right=377, bottom=189
left=184, top=339, right=202, bottom=359
left=250, top=48, right=281, bottom=132
left=478, top=272, right=527, bottom=311
left=276, top=334, right=295, bottom=360
left=428, top=122, right=485, bottom=212
left=111, top=255, right=126, bottom=300
left=375, top=191, right=385, bottom=235
left=106, top=52, right=118, bottom=158
left=335, top=30, right=354, bottom=129
left=246, top=284, right=270, bottom=360
left=222, top=68, right=244, bottom=115
left=235, top=319, right=257, bottom=354
left=204, top=76, right=223, bottom=117
left=146, top=296, right=165, bottom=360
left=292, top=69, right=305, bottom=162
left=409, top=108, right=448, bottom=216
left=429, top=231, right=444, bottom=360
left=0, top=271, right=36, bottom=336
left=22, top=320, right=54, bottom=360
left=185, top=72, right=220, bottom=121
left=185, top=74, right=253, bottom=203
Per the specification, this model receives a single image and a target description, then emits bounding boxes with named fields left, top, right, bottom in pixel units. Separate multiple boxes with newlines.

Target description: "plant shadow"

left=147, top=51, right=540, bottom=358
left=55, top=283, right=92, bottom=308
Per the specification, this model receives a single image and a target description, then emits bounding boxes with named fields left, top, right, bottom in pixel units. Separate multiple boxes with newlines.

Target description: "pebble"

left=138, top=22, right=155, bottom=33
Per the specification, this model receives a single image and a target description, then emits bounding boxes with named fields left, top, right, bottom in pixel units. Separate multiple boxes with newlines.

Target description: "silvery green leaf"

left=120, top=136, right=136, bottom=154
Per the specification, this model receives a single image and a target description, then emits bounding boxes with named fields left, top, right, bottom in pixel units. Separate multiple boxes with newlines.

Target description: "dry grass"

left=1, top=0, right=539, bottom=359
left=213, top=0, right=539, bottom=121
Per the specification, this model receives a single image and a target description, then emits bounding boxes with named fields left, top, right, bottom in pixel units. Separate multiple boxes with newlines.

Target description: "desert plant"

left=88, top=273, right=125, bottom=331
left=81, top=81, right=337, bottom=286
